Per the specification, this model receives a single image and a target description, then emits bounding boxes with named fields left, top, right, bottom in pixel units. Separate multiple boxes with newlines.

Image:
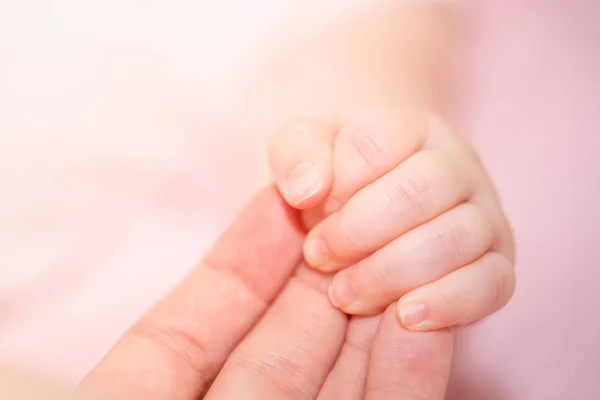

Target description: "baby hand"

left=269, top=109, right=515, bottom=331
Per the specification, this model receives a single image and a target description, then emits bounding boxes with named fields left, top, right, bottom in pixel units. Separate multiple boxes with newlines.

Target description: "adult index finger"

left=76, top=185, right=305, bottom=400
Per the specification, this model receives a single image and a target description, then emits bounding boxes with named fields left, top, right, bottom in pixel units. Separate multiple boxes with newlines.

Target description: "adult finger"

left=269, top=119, right=337, bottom=208
left=204, top=265, right=348, bottom=400
left=364, top=305, right=453, bottom=400
left=316, top=316, right=381, bottom=400
left=76, top=186, right=305, bottom=400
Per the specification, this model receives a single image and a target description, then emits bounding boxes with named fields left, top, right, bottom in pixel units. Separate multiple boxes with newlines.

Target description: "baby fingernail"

left=284, top=162, right=322, bottom=205
left=304, top=237, right=329, bottom=267
left=323, top=196, right=342, bottom=215
left=397, top=302, right=429, bottom=328
left=329, top=276, right=358, bottom=309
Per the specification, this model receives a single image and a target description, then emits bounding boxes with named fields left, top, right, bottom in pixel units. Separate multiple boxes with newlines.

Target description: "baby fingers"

left=304, top=148, right=482, bottom=271
left=326, top=202, right=514, bottom=324
left=396, top=251, right=515, bottom=330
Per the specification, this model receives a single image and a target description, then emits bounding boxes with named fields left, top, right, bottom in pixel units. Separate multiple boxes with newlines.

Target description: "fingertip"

left=396, top=301, right=432, bottom=331
left=365, top=303, right=453, bottom=400
left=394, top=285, right=455, bottom=332
left=395, top=252, right=516, bottom=332
left=328, top=275, right=358, bottom=311
left=327, top=271, right=385, bottom=316
left=280, top=161, right=325, bottom=208
left=303, top=231, right=349, bottom=274
left=303, top=236, right=330, bottom=268
left=268, top=119, right=336, bottom=209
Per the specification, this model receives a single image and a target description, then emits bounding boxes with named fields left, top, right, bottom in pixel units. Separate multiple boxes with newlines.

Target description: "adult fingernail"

left=304, top=237, right=329, bottom=267
left=283, top=162, right=322, bottom=205
left=328, top=276, right=358, bottom=309
left=397, top=302, right=429, bottom=328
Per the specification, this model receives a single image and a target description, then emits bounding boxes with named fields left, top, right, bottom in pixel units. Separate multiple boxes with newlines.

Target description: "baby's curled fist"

left=269, top=109, right=515, bottom=331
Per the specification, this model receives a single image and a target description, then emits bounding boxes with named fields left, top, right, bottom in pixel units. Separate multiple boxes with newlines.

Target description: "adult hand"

left=2, top=186, right=453, bottom=399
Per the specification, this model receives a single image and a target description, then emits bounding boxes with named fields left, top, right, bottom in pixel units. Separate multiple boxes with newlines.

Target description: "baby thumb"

left=268, top=119, right=336, bottom=209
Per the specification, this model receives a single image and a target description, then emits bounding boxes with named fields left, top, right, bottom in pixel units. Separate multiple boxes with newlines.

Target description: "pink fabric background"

left=447, top=2, right=600, bottom=399
left=0, top=1, right=598, bottom=398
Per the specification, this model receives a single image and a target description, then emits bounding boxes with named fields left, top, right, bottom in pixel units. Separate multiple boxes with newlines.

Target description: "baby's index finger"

left=324, top=108, right=428, bottom=215
left=268, top=119, right=336, bottom=209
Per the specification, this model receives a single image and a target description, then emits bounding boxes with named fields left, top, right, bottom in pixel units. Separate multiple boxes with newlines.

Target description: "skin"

left=262, top=3, right=516, bottom=331
left=0, top=3, right=511, bottom=398
left=0, top=187, right=453, bottom=399
left=269, top=110, right=516, bottom=331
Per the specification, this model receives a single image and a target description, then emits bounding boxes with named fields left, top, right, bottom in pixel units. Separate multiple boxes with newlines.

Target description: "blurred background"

left=0, top=1, right=598, bottom=399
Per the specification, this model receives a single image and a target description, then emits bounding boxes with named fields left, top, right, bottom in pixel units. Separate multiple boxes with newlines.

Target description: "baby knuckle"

left=370, top=261, right=396, bottom=290
left=338, top=212, right=369, bottom=254
left=499, top=217, right=516, bottom=262
left=494, top=255, right=516, bottom=307
left=387, top=173, right=431, bottom=218
left=464, top=204, right=496, bottom=248
left=346, top=126, right=389, bottom=178
left=481, top=252, right=515, bottom=311
left=443, top=287, right=465, bottom=324
left=434, top=220, right=469, bottom=265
